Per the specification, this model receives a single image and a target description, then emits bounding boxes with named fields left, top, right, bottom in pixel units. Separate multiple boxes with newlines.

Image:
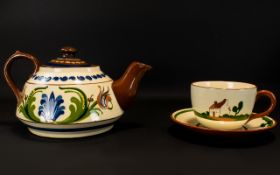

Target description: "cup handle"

left=4, top=51, right=40, bottom=104
left=249, top=90, right=277, bottom=121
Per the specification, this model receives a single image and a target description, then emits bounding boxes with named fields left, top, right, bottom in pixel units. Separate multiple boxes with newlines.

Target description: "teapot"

left=4, top=46, right=151, bottom=138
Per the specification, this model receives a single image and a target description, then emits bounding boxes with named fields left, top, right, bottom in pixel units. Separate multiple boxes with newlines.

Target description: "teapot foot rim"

left=27, top=125, right=114, bottom=139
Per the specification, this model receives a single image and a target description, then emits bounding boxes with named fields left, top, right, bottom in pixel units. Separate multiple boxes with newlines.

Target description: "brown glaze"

left=49, top=46, right=88, bottom=66
left=61, top=46, right=78, bottom=57
left=249, top=90, right=277, bottom=120
left=4, top=51, right=40, bottom=104
left=112, top=61, right=152, bottom=109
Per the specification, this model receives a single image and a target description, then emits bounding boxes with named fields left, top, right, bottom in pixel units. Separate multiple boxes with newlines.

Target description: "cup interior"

left=192, top=81, right=256, bottom=90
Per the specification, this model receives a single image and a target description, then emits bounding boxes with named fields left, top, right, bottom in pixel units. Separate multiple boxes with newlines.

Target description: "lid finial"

left=47, top=46, right=90, bottom=67
left=61, top=46, right=77, bottom=58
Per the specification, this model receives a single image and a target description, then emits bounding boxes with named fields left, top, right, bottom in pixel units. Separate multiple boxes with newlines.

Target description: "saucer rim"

left=171, top=108, right=277, bottom=133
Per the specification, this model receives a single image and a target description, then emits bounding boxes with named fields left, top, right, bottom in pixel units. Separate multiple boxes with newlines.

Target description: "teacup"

left=191, top=81, right=276, bottom=130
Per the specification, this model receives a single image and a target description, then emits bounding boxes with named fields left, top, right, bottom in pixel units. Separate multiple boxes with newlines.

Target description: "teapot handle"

left=4, top=51, right=40, bottom=104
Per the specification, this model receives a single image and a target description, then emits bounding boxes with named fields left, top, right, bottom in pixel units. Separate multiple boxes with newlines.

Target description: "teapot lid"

left=47, top=46, right=90, bottom=67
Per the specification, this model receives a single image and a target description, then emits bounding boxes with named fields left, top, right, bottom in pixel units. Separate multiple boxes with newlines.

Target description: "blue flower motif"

left=38, top=92, right=65, bottom=123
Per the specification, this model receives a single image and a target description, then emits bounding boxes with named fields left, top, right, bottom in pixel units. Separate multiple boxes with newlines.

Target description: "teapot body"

left=17, top=66, right=123, bottom=124
left=4, top=47, right=151, bottom=138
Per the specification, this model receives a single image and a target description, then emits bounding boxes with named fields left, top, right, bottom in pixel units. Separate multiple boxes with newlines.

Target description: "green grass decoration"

left=260, top=117, right=273, bottom=127
left=195, top=101, right=249, bottom=121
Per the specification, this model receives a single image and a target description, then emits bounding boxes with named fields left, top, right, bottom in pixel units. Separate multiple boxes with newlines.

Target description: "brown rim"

left=170, top=109, right=277, bottom=136
left=191, top=81, right=257, bottom=90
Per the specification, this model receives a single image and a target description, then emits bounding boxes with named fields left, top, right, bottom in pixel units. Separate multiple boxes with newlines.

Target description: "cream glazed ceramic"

left=171, top=108, right=277, bottom=136
left=191, top=81, right=276, bottom=130
left=19, top=66, right=123, bottom=124
left=4, top=46, right=151, bottom=138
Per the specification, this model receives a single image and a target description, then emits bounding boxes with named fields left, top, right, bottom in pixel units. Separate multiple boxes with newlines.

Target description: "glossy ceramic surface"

left=171, top=108, right=277, bottom=136
left=4, top=46, right=151, bottom=138
left=191, top=81, right=276, bottom=130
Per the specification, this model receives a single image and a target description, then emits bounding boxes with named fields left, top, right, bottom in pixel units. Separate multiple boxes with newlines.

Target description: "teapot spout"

left=112, top=61, right=152, bottom=109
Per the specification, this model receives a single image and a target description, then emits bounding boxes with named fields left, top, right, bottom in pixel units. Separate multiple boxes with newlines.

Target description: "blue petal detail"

left=77, top=76, right=85, bottom=81
left=38, top=92, right=65, bottom=122
left=96, top=74, right=102, bottom=78
left=60, top=76, right=68, bottom=81
left=69, top=76, right=76, bottom=80
left=33, top=74, right=106, bottom=82
left=37, top=76, right=43, bottom=80
left=92, top=75, right=98, bottom=79
left=44, top=77, right=52, bottom=82
left=85, top=76, right=92, bottom=80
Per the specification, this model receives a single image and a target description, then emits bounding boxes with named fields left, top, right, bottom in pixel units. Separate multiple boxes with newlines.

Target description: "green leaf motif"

left=19, top=86, right=113, bottom=124
left=232, top=106, right=238, bottom=113
left=194, top=111, right=215, bottom=120
left=18, top=86, right=48, bottom=122
left=238, top=101, right=243, bottom=111
left=81, top=101, right=103, bottom=121
left=261, top=116, right=273, bottom=127
left=58, top=87, right=88, bottom=124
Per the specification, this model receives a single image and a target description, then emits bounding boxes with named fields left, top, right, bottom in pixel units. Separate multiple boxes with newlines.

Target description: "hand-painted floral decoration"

left=38, top=92, right=65, bottom=123
left=97, top=86, right=113, bottom=110
left=18, top=86, right=113, bottom=124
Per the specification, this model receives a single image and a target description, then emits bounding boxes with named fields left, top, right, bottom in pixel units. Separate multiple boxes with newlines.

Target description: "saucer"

left=171, top=108, right=277, bottom=136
